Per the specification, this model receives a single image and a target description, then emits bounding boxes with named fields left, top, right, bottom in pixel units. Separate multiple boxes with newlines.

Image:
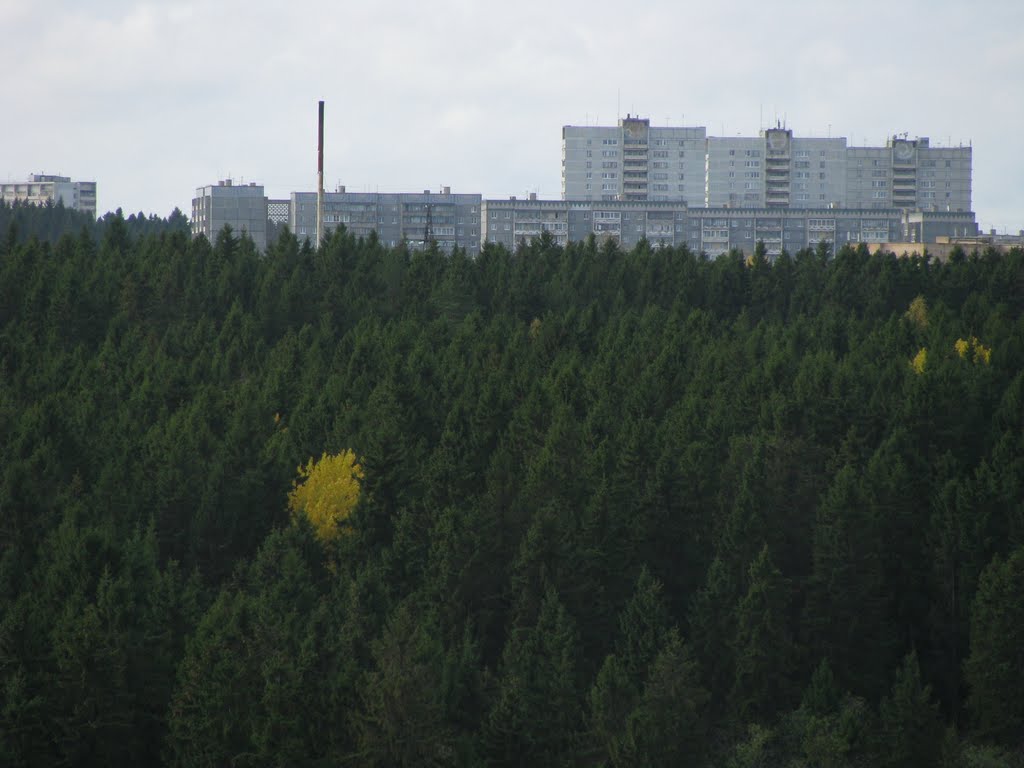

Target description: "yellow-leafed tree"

left=905, top=296, right=929, bottom=331
left=288, top=450, right=363, bottom=544
left=911, top=347, right=928, bottom=375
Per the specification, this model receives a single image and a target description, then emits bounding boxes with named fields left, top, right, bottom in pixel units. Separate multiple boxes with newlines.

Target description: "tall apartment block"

left=290, top=187, right=482, bottom=255
left=562, top=118, right=972, bottom=213
left=191, top=179, right=268, bottom=251
left=0, top=174, right=97, bottom=217
left=563, top=116, right=707, bottom=204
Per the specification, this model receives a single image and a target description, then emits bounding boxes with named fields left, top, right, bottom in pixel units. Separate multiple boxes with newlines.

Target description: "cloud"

left=1, top=0, right=1021, bottom=228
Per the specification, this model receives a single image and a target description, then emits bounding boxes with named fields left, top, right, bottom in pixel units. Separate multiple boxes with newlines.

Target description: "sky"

left=2, top=0, right=1022, bottom=234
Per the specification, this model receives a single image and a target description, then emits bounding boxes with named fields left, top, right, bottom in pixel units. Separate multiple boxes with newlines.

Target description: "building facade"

left=562, top=117, right=707, bottom=204
left=0, top=174, right=97, bottom=217
left=191, top=180, right=269, bottom=251
left=290, top=187, right=482, bottom=255
left=482, top=196, right=688, bottom=251
left=562, top=119, right=972, bottom=213
left=481, top=197, right=977, bottom=258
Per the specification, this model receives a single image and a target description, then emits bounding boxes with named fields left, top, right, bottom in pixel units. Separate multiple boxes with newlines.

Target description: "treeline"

left=1, top=215, right=1023, bottom=766
left=0, top=199, right=188, bottom=246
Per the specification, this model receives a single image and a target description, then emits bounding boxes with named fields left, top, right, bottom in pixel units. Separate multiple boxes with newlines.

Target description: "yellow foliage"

left=288, top=450, right=362, bottom=544
left=972, top=338, right=992, bottom=365
left=954, top=337, right=992, bottom=365
left=529, top=317, right=542, bottom=341
left=911, top=347, right=928, bottom=375
left=905, top=296, right=929, bottom=331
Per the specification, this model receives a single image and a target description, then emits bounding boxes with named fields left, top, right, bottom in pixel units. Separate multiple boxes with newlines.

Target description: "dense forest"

left=0, top=199, right=189, bottom=245
left=1, top=206, right=1023, bottom=767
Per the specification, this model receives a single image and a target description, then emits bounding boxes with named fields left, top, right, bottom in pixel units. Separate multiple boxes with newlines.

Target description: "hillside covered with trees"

left=1, top=211, right=1023, bottom=766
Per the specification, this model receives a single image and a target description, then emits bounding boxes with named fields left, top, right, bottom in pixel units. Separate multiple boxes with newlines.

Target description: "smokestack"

left=317, top=100, right=324, bottom=245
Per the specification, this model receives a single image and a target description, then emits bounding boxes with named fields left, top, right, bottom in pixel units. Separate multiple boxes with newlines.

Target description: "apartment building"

left=0, top=174, right=97, bottom=217
left=481, top=197, right=977, bottom=258
left=191, top=179, right=268, bottom=251
left=562, top=116, right=707, bottom=204
left=482, top=195, right=688, bottom=251
left=846, top=137, right=972, bottom=211
left=562, top=119, right=972, bottom=213
left=719, top=129, right=851, bottom=209
left=290, top=187, right=482, bottom=255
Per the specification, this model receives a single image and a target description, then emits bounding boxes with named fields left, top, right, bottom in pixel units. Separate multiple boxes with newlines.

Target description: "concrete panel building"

left=290, top=187, right=482, bottom=255
left=482, top=196, right=688, bottom=251
left=0, top=174, right=97, bottom=217
left=480, top=197, right=977, bottom=258
left=845, top=137, right=972, bottom=212
left=705, top=136, right=767, bottom=208
left=562, top=118, right=972, bottom=213
left=562, top=116, right=707, bottom=204
left=191, top=179, right=268, bottom=251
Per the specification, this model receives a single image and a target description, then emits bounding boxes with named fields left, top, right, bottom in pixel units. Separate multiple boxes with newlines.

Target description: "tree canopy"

left=2, top=205, right=1023, bottom=766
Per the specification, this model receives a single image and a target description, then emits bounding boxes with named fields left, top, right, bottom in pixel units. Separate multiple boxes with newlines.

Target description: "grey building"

left=562, top=118, right=972, bottom=213
left=562, top=116, right=707, bottom=204
left=482, top=196, right=688, bottom=251
left=290, top=187, right=482, bottom=255
left=846, top=137, right=972, bottom=212
left=191, top=179, right=268, bottom=251
left=0, top=174, right=97, bottom=217
left=480, top=197, right=977, bottom=258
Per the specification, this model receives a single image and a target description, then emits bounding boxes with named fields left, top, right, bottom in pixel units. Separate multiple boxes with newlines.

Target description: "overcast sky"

left=3, top=0, right=1022, bottom=233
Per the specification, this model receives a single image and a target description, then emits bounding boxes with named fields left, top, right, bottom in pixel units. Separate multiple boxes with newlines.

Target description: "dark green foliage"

left=2, top=203, right=1023, bottom=763
left=879, top=651, right=943, bottom=768
left=965, top=546, right=1024, bottom=746
left=484, top=588, right=581, bottom=767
